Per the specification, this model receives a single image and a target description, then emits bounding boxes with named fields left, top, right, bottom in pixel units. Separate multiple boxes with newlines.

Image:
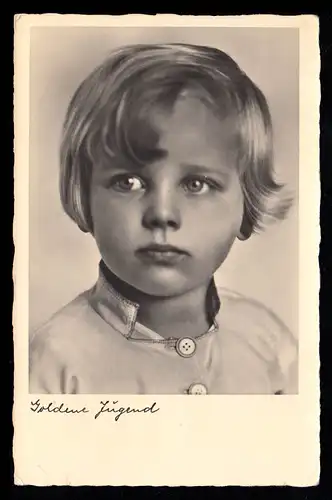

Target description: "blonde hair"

left=60, top=43, right=292, bottom=235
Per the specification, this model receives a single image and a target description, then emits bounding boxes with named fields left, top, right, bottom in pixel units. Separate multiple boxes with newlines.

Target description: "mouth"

left=135, top=244, right=190, bottom=265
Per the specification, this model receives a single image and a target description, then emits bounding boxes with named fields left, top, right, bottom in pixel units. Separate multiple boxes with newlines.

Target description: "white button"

left=188, top=383, right=208, bottom=395
left=175, top=337, right=197, bottom=357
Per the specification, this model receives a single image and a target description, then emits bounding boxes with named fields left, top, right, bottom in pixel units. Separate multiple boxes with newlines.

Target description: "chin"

left=138, top=282, right=187, bottom=298
left=133, top=274, right=191, bottom=298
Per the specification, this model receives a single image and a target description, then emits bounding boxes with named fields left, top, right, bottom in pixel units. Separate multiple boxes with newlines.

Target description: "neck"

left=100, top=261, right=219, bottom=339
left=137, top=285, right=211, bottom=338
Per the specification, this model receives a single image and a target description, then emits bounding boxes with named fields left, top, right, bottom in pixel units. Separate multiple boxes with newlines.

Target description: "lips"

left=135, top=244, right=190, bottom=264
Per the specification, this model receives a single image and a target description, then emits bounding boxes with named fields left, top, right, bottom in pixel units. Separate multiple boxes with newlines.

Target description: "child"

left=29, top=43, right=298, bottom=395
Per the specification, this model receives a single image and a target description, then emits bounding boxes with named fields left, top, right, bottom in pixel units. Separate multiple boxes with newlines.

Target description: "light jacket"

left=29, top=267, right=298, bottom=395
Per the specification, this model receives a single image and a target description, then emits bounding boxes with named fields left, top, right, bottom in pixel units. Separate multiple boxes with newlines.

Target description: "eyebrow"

left=179, top=162, right=231, bottom=177
left=97, top=153, right=231, bottom=179
left=125, top=160, right=231, bottom=179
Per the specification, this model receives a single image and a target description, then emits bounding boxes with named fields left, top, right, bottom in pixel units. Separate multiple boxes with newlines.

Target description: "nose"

left=142, top=189, right=181, bottom=231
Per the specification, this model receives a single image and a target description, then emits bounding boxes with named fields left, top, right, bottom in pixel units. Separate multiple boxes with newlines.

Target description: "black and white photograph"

left=14, top=14, right=320, bottom=486
left=28, top=23, right=300, bottom=396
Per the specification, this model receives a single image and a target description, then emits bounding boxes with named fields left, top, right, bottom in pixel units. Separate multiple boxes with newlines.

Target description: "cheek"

left=186, top=190, right=244, bottom=236
left=90, top=190, right=138, bottom=232
left=89, top=191, right=139, bottom=256
left=90, top=196, right=138, bottom=280
left=197, top=201, right=242, bottom=267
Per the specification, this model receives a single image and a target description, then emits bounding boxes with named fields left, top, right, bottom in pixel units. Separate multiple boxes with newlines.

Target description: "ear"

left=237, top=216, right=253, bottom=241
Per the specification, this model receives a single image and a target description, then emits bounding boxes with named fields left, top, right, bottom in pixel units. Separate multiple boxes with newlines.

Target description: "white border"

left=13, top=14, right=320, bottom=486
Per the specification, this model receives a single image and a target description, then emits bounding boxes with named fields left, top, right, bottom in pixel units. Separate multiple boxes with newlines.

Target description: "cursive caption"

left=30, top=399, right=160, bottom=422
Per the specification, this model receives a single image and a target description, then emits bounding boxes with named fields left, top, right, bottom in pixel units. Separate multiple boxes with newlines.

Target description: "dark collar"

left=88, top=261, right=220, bottom=338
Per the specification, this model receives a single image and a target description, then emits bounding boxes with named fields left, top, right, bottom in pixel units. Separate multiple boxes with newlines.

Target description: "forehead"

left=93, top=93, right=238, bottom=176
left=155, top=96, right=237, bottom=162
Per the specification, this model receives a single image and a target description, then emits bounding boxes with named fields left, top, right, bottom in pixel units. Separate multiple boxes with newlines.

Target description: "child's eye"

left=110, top=175, right=145, bottom=192
left=182, top=177, right=213, bottom=194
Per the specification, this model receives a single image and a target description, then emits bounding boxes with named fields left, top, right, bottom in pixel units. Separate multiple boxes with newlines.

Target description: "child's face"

left=90, top=96, right=244, bottom=297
